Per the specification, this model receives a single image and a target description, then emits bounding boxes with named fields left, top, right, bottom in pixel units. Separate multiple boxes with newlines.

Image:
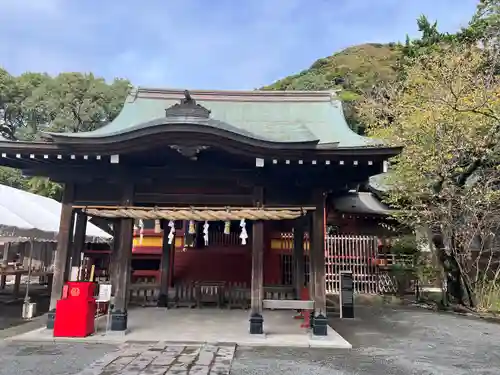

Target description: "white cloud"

left=0, top=0, right=479, bottom=89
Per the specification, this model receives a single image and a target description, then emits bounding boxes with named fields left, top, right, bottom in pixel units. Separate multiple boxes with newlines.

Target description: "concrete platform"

left=5, top=308, right=351, bottom=349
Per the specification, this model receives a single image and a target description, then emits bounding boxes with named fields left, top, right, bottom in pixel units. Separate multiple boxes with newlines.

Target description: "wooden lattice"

left=325, top=235, right=379, bottom=294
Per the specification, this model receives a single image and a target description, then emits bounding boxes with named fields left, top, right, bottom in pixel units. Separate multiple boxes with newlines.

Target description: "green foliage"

left=390, top=235, right=418, bottom=255
left=0, top=70, right=131, bottom=200
left=0, top=69, right=50, bottom=140
left=262, top=43, right=402, bottom=134
left=0, top=71, right=130, bottom=140
left=0, top=167, right=27, bottom=190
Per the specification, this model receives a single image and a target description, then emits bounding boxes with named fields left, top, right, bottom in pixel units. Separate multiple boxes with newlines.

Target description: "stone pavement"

left=75, top=343, right=236, bottom=375
left=8, top=308, right=352, bottom=349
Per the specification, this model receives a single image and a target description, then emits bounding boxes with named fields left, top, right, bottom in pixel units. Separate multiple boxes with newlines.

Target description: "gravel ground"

left=1, top=306, right=499, bottom=374
left=231, top=306, right=500, bottom=375
left=0, top=342, right=119, bottom=375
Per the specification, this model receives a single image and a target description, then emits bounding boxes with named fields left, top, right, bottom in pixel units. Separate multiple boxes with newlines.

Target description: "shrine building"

left=0, top=88, right=400, bottom=335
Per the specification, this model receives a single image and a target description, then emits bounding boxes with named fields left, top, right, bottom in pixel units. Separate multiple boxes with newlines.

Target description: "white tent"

left=0, top=183, right=112, bottom=318
left=0, top=184, right=112, bottom=242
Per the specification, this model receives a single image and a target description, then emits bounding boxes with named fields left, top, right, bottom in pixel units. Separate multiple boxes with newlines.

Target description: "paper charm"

left=239, top=219, right=248, bottom=245
left=167, top=220, right=176, bottom=245
left=203, top=221, right=209, bottom=246
left=224, top=221, right=231, bottom=235
left=154, top=219, right=161, bottom=233
left=188, top=220, right=196, bottom=234
left=138, top=219, right=145, bottom=245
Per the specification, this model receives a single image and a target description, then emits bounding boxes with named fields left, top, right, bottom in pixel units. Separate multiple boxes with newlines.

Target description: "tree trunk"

left=440, top=228, right=476, bottom=309
left=424, top=227, right=448, bottom=306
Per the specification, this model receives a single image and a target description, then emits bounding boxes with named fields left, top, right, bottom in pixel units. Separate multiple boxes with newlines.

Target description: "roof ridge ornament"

left=165, top=89, right=211, bottom=118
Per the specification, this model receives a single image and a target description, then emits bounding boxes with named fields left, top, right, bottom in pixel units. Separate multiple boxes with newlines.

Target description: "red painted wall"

left=171, top=246, right=282, bottom=285
left=173, top=247, right=252, bottom=284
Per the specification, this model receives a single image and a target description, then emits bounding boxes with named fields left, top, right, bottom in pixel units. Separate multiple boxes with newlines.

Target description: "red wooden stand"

left=54, top=281, right=97, bottom=338
left=293, top=287, right=312, bottom=328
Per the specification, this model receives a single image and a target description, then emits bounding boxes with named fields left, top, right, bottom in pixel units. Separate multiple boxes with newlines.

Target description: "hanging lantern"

left=239, top=219, right=248, bottom=245
left=203, top=221, right=209, bottom=246
left=138, top=219, right=145, bottom=245
left=224, top=221, right=231, bottom=235
left=167, top=220, right=175, bottom=245
left=188, top=220, right=196, bottom=235
left=154, top=219, right=161, bottom=233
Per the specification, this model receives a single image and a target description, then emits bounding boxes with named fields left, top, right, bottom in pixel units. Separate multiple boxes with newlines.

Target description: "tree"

left=0, top=167, right=26, bottom=190
left=467, top=0, right=500, bottom=47
left=25, top=73, right=131, bottom=134
left=0, top=70, right=131, bottom=200
left=0, top=69, right=49, bottom=140
left=358, top=45, right=500, bottom=309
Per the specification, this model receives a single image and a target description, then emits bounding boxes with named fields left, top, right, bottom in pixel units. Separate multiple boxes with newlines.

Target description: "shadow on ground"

left=232, top=305, right=500, bottom=375
left=0, top=285, right=49, bottom=333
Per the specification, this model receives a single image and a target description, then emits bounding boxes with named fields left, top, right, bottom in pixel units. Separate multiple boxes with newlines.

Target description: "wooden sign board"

left=339, top=271, right=354, bottom=319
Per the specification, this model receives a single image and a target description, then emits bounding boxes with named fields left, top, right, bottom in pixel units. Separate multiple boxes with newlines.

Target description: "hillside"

left=262, top=43, right=403, bottom=134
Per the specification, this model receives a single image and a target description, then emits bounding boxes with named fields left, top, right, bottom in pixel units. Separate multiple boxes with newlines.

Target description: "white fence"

left=325, top=235, right=379, bottom=294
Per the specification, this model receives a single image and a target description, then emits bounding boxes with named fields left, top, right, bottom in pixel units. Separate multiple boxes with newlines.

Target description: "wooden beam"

left=24, top=165, right=262, bottom=183
left=48, top=183, right=74, bottom=328
left=134, top=193, right=254, bottom=206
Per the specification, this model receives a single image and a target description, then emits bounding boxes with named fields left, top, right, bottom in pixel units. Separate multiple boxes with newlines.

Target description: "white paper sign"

left=69, top=266, right=79, bottom=281
left=97, top=284, right=112, bottom=302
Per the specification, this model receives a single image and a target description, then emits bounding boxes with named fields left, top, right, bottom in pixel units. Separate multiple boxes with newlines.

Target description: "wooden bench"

left=262, top=299, right=314, bottom=310
left=263, top=299, right=315, bottom=329
left=263, top=286, right=295, bottom=300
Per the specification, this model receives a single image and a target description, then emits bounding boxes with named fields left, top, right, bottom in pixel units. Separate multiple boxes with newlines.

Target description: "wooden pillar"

left=169, top=237, right=175, bottom=287
left=70, top=212, right=88, bottom=268
left=250, top=185, right=265, bottom=334
left=110, top=185, right=134, bottom=331
left=47, top=183, right=74, bottom=329
left=109, top=220, right=121, bottom=294
left=63, top=211, right=76, bottom=282
left=1, top=242, right=10, bottom=289
left=158, top=220, right=172, bottom=307
left=308, top=213, right=316, bottom=302
left=311, top=190, right=328, bottom=336
left=293, top=218, right=305, bottom=299
left=250, top=220, right=264, bottom=334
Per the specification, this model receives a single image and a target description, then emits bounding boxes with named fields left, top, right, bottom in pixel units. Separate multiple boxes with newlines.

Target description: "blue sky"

left=0, top=0, right=479, bottom=90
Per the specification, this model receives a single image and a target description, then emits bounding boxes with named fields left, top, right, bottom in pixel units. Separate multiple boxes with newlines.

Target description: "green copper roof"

left=46, top=88, right=385, bottom=149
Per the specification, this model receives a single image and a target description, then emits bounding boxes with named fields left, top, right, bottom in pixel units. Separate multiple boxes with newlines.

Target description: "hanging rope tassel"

left=167, top=220, right=175, bottom=245
left=239, top=219, right=248, bottom=245
left=203, top=221, right=209, bottom=246
left=224, top=220, right=231, bottom=235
